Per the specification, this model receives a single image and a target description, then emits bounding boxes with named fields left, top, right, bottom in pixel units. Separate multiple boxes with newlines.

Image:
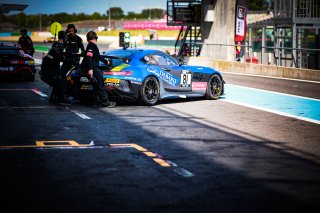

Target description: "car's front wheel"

left=205, top=74, right=223, bottom=100
left=138, top=76, right=160, bottom=106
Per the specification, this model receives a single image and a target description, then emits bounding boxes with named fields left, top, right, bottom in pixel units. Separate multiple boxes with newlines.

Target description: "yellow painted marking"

left=0, top=141, right=90, bottom=149
left=153, top=158, right=170, bottom=167
left=143, top=151, right=157, bottom=157
left=36, top=140, right=81, bottom=147
left=130, top=144, right=147, bottom=152
left=111, top=64, right=130, bottom=71
left=0, top=142, right=171, bottom=168
left=110, top=144, right=170, bottom=167
left=110, top=143, right=147, bottom=152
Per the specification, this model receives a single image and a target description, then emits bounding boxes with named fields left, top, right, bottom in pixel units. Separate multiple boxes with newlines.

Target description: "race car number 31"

left=180, top=70, right=191, bottom=87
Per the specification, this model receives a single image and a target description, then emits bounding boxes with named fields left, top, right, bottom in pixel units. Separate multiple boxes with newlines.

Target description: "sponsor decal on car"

left=80, top=77, right=90, bottom=82
left=111, top=64, right=131, bottom=71
left=147, top=67, right=178, bottom=87
left=192, top=82, right=207, bottom=91
left=0, top=66, right=14, bottom=72
left=105, top=78, right=120, bottom=83
left=105, top=78, right=120, bottom=86
left=124, top=76, right=142, bottom=81
left=80, top=85, right=93, bottom=90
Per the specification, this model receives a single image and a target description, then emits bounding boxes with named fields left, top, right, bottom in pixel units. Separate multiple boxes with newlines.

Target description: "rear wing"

left=101, top=55, right=131, bottom=64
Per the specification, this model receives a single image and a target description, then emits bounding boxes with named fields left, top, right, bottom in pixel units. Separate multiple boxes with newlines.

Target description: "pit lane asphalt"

left=0, top=54, right=320, bottom=212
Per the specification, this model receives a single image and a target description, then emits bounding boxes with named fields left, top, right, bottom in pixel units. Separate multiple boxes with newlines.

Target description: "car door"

left=152, top=53, right=192, bottom=92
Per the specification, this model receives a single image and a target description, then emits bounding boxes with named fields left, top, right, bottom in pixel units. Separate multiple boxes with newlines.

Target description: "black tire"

left=27, top=73, right=35, bottom=82
left=138, top=76, right=160, bottom=106
left=205, top=74, right=223, bottom=100
left=17, top=70, right=34, bottom=82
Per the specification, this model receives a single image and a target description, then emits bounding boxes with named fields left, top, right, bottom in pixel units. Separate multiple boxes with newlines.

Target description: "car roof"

left=0, top=42, right=21, bottom=54
left=105, top=48, right=162, bottom=59
left=0, top=41, right=16, bottom=47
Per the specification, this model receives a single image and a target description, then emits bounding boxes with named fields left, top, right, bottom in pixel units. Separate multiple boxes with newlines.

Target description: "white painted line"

left=0, top=89, right=30, bottom=90
left=221, top=99, right=320, bottom=125
left=74, top=112, right=91, bottom=119
left=66, top=107, right=91, bottom=119
left=0, top=146, right=105, bottom=150
left=0, top=106, right=56, bottom=109
left=166, top=160, right=178, bottom=167
left=222, top=71, right=320, bottom=84
left=174, top=168, right=195, bottom=177
left=0, top=88, right=48, bottom=97
left=31, top=89, right=48, bottom=97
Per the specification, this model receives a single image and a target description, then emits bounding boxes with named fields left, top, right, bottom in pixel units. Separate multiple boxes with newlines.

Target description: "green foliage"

left=247, top=0, right=273, bottom=10
left=126, top=12, right=144, bottom=20
left=91, top=12, right=102, bottom=20
left=106, top=7, right=124, bottom=19
left=2, top=7, right=166, bottom=30
left=141, top=8, right=165, bottom=19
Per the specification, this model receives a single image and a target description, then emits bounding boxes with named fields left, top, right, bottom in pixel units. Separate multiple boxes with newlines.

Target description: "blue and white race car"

left=99, top=48, right=225, bottom=106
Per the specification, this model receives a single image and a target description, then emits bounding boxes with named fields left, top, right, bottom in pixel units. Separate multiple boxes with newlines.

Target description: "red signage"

left=235, top=4, right=246, bottom=42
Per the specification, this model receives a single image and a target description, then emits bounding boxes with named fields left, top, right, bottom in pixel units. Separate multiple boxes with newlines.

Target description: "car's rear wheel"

left=138, top=76, right=160, bottom=106
left=205, top=74, right=223, bottom=100
left=17, top=70, right=34, bottom=82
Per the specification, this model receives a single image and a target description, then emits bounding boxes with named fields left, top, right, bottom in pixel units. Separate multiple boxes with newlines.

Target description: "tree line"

left=0, top=2, right=271, bottom=31
left=0, top=7, right=165, bottom=30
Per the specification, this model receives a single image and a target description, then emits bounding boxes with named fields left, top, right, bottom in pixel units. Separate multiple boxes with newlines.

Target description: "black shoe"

left=49, top=93, right=56, bottom=104
left=100, top=101, right=116, bottom=108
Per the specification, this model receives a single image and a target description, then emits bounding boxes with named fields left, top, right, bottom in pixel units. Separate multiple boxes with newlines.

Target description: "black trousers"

left=91, top=68, right=109, bottom=103
left=49, top=76, right=65, bottom=102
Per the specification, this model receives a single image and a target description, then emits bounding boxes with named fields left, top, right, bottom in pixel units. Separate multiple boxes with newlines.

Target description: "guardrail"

left=259, top=46, right=320, bottom=69
left=185, top=41, right=320, bottom=69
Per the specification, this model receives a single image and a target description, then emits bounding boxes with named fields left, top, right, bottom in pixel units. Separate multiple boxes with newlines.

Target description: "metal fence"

left=187, top=41, right=320, bottom=69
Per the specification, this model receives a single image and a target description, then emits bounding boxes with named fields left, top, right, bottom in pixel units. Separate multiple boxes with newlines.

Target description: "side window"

left=142, top=54, right=158, bottom=65
left=153, top=54, right=168, bottom=66
left=163, top=55, right=178, bottom=66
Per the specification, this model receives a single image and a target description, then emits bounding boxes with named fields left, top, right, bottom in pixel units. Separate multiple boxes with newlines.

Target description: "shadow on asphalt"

left=0, top=77, right=319, bottom=213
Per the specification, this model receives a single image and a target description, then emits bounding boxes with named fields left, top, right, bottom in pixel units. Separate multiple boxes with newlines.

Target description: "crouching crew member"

left=81, top=31, right=116, bottom=108
left=40, top=31, right=69, bottom=105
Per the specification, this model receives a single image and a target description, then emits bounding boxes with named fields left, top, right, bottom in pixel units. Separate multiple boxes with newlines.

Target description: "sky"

left=1, top=0, right=167, bottom=15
